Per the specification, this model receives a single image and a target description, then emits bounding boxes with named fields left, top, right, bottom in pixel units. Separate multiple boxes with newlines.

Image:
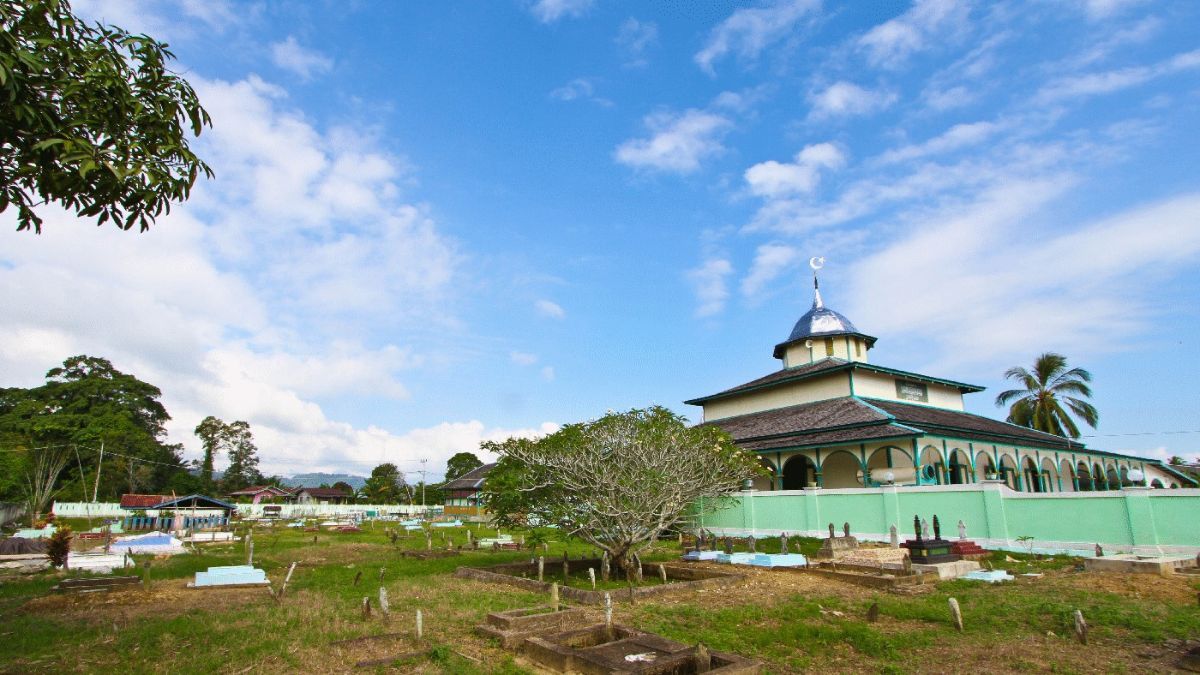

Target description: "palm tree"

left=995, top=352, right=1098, bottom=438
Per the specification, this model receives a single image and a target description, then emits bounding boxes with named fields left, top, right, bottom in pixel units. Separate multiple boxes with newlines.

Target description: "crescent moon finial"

left=809, top=256, right=825, bottom=271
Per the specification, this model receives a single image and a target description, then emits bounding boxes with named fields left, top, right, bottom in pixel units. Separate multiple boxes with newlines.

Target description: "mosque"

left=686, top=261, right=1195, bottom=493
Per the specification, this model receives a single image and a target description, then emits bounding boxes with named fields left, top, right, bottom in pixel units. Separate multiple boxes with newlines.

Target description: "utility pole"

left=419, top=458, right=427, bottom=506
left=92, top=441, right=105, bottom=502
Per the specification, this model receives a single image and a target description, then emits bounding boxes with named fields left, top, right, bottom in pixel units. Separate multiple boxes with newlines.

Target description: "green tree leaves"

left=0, top=0, right=213, bottom=232
left=444, top=451, right=483, bottom=481
left=363, top=463, right=407, bottom=504
left=995, top=352, right=1099, bottom=439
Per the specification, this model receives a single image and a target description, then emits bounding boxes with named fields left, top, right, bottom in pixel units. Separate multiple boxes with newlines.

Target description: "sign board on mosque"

left=895, top=380, right=928, bottom=403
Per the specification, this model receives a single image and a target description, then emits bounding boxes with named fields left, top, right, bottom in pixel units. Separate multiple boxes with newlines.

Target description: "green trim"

left=748, top=434, right=919, bottom=455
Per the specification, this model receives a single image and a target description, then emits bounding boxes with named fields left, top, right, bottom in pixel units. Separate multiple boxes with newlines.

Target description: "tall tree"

left=0, top=355, right=186, bottom=503
left=1, top=0, right=212, bottom=233
left=221, top=421, right=260, bottom=492
left=363, top=463, right=406, bottom=504
left=193, top=416, right=226, bottom=490
left=444, top=451, right=483, bottom=481
left=482, top=406, right=763, bottom=577
left=995, top=352, right=1099, bottom=438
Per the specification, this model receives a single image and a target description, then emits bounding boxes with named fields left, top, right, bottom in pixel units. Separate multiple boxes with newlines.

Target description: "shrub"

left=47, top=526, right=73, bottom=568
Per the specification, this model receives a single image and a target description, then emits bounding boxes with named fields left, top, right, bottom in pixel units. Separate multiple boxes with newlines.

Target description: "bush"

left=47, top=526, right=72, bottom=568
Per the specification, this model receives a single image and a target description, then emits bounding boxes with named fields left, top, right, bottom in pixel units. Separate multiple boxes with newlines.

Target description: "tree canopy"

left=444, top=451, right=483, bottom=481
left=481, top=406, right=763, bottom=573
left=1, top=0, right=212, bottom=233
left=995, top=352, right=1099, bottom=438
left=0, top=355, right=188, bottom=511
left=362, top=463, right=408, bottom=504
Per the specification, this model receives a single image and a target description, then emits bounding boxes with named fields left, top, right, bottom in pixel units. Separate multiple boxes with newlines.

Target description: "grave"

left=52, top=576, right=143, bottom=594
left=189, top=564, right=270, bottom=588
left=949, top=519, right=988, bottom=559
left=522, top=623, right=760, bottom=674
left=475, top=605, right=591, bottom=648
left=715, top=552, right=757, bottom=565
left=455, top=559, right=744, bottom=604
left=1083, top=553, right=1198, bottom=575
left=961, top=569, right=1015, bottom=583
left=900, top=515, right=960, bottom=564
left=812, top=522, right=859, bottom=560
left=747, top=553, right=808, bottom=568
left=681, top=550, right=720, bottom=561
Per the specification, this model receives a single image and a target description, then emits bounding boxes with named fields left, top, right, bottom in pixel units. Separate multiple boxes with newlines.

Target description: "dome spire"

left=809, top=256, right=825, bottom=309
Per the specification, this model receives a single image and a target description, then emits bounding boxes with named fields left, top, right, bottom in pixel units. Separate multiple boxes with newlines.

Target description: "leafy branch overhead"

left=0, top=0, right=212, bottom=233
left=481, top=406, right=764, bottom=574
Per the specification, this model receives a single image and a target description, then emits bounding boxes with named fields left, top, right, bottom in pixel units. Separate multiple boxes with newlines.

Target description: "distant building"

left=443, top=463, right=496, bottom=517
left=687, top=265, right=1196, bottom=492
left=293, top=486, right=352, bottom=504
left=226, top=485, right=293, bottom=504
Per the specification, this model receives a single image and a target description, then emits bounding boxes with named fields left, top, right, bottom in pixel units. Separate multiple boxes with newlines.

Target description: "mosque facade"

left=687, top=268, right=1195, bottom=493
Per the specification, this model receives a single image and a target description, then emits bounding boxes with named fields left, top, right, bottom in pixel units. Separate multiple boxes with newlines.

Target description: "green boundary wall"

left=697, top=481, right=1200, bottom=555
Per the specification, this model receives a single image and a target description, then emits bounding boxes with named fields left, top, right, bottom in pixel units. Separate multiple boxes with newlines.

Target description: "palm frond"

left=1063, top=397, right=1099, bottom=428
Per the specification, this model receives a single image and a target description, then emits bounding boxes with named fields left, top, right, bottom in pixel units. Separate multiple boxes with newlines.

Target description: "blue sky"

left=2, top=0, right=1199, bottom=479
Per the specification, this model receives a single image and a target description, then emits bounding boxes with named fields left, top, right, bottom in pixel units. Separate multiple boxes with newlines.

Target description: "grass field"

left=1, top=519, right=1197, bottom=673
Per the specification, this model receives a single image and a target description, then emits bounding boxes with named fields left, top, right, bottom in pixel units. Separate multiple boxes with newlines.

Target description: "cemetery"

left=3, top=513, right=1200, bottom=673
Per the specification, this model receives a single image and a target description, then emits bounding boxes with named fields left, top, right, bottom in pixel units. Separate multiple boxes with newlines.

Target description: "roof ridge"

left=851, top=396, right=896, bottom=421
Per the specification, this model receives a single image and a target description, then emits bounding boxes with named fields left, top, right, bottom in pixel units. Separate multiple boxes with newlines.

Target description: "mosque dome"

left=772, top=276, right=876, bottom=362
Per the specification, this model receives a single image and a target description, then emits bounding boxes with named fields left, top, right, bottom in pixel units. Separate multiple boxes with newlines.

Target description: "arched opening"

left=1077, top=462, right=1093, bottom=491
left=920, top=446, right=945, bottom=485
left=753, top=457, right=777, bottom=491
left=1170, top=483, right=1180, bottom=489
left=1041, top=458, right=1058, bottom=493
left=866, top=446, right=914, bottom=485
left=947, top=449, right=971, bottom=484
left=1059, top=459, right=1076, bottom=492
left=999, top=454, right=1019, bottom=490
left=1150, top=479, right=1164, bottom=489
left=975, top=453, right=996, bottom=481
left=1106, top=465, right=1120, bottom=491
left=821, top=450, right=863, bottom=488
left=781, top=454, right=815, bottom=490
left=1093, top=463, right=1108, bottom=490
left=1023, top=457, right=1044, bottom=493
left=1119, top=465, right=1132, bottom=488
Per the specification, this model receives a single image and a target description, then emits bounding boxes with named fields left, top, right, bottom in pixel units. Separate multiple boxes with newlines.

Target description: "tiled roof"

left=865, top=399, right=1076, bottom=449
left=685, top=360, right=983, bottom=406
left=442, top=463, right=496, bottom=491
left=705, top=396, right=886, bottom=438
left=120, top=494, right=172, bottom=509
left=298, top=487, right=350, bottom=499
left=704, top=395, right=1081, bottom=452
left=737, top=423, right=920, bottom=451
left=226, top=485, right=292, bottom=496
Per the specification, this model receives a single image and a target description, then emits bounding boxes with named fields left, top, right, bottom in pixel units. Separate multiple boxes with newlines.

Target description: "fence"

left=0, top=502, right=25, bottom=526
left=54, top=501, right=436, bottom=520
left=697, top=480, right=1200, bottom=556
left=122, top=514, right=231, bottom=531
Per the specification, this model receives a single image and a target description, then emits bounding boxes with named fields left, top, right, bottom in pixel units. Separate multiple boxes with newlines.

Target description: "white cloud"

left=846, top=189, right=1200, bottom=370
left=1079, top=0, right=1147, bottom=20
left=271, top=36, right=333, bottom=80
left=1038, top=48, right=1200, bottom=102
left=687, top=258, right=734, bottom=317
left=694, top=0, right=820, bottom=75
left=744, top=142, right=845, bottom=198
left=535, top=299, right=566, bottom=319
left=510, top=351, right=539, bottom=366
left=740, top=244, right=800, bottom=301
left=0, top=71, right=473, bottom=478
left=614, top=109, right=732, bottom=173
left=807, top=81, right=897, bottom=120
left=616, top=18, right=658, bottom=68
left=529, top=0, right=593, bottom=23
left=549, top=77, right=613, bottom=107
left=857, top=0, right=970, bottom=68
left=876, top=121, right=1001, bottom=164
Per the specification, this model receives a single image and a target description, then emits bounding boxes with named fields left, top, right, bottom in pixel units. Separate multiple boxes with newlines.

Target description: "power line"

left=1081, top=430, right=1200, bottom=438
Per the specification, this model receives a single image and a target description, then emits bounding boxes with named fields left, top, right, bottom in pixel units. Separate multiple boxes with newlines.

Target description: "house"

left=443, top=463, right=495, bottom=517
left=225, top=485, right=294, bottom=504
left=293, top=486, right=352, bottom=504
left=687, top=265, right=1196, bottom=492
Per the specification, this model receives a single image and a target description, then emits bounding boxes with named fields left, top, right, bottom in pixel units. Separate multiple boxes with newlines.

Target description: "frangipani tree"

left=481, top=406, right=763, bottom=576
